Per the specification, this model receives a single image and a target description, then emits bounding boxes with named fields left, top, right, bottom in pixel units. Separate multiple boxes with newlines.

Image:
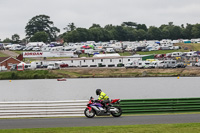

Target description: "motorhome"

left=125, top=61, right=138, bottom=68
left=137, top=61, right=151, bottom=68
left=149, top=61, right=160, bottom=68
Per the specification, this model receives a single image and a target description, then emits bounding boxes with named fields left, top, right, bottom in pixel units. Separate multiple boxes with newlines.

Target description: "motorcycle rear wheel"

left=111, top=107, right=122, bottom=117
left=84, top=108, right=95, bottom=118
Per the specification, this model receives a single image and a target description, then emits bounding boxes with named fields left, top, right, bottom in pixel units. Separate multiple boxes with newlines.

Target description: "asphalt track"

left=0, top=114, right=200, bottom=129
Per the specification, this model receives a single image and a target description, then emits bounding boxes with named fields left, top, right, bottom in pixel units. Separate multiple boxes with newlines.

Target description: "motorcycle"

left=84, top=97, right=122, bottom=118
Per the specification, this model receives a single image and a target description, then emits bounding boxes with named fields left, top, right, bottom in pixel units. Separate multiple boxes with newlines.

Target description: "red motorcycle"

left=84, top=97, right=122, bottom=118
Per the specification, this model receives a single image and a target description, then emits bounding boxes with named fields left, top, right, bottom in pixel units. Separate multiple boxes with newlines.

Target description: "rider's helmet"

left=96, top=89, right=102, bottom=95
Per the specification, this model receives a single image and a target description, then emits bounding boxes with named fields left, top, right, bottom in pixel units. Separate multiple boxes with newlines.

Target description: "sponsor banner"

left=23, top=51, right=74, bottom=58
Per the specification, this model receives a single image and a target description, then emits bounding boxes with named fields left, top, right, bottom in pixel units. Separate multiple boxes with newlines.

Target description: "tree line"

left=1, top=14, right=200, bottom=43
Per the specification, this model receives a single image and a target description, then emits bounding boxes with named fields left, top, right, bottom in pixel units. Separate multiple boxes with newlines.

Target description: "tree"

left=182, top=23, right=193, bottom=39
left=25, top=14, right=60, bottom=42
left=30, top=31, right=49, bottom=43
left=11, top=34, right=20, bottom=43
left=64, top=22, right=76, bottom=32
left=88, top=27, right=104, bottom=42
left=3, top=38, right=12, bottom=43
left=192, top=24, right=200, bottom=38
left=63, top=28, right=89, bottom=42
left=136, top=24, right=148, bottom=31
left=121, top=22, right=137, bottom=28
left=147, top=26, right=162, bottom=40
left=89, top=24, right=101, bottom=29
left=161, top=27, right=170, bottom=39
left=170, top=26, right=182, bottom=40
left=136, top=29, right=146, bottom=41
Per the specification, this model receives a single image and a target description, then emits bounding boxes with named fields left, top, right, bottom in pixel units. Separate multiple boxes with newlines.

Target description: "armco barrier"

left=1, top=98, right=200, bottom=118
left=0, top=100, right=88, bottom=118
left=120, top=97, right=200, bottom=114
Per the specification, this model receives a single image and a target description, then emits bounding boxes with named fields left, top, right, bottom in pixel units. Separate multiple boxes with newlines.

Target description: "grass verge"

left=0, top=70, right=61, bottom=79
left=0, top=68, right=199, bottom=80
left=0, top=123, right=200, bottom=133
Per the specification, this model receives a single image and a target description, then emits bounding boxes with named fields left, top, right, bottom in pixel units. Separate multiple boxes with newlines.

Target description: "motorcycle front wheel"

left=84, top=108, right=95, bottom=118
left=111, top=107, right=122, bottom=117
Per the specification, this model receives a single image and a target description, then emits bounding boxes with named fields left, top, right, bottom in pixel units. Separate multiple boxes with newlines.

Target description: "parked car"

left=60, top=63, right=68, bottom=68
left=164, top=53, right=172, bottom=58
left=155, top=54, right=165, bottom=58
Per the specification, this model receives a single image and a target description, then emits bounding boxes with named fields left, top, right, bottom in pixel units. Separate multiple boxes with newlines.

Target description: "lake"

left=0, top=77, right=199, bottom=101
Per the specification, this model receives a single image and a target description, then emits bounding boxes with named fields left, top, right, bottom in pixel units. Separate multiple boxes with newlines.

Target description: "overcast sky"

left=0, top=0, right=200, bottom=40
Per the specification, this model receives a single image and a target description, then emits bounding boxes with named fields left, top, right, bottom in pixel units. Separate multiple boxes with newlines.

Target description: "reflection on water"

left=0, top=77, right=200, bottom=101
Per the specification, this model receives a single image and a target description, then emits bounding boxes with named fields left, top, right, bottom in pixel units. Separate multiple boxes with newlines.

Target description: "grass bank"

left=51, top=68, right=200, bottom=78
left=0, top=70, right=61, bottom=79
left=0, top=67, right=199, bottom=80
left=0, top=123, right=200, bottom=133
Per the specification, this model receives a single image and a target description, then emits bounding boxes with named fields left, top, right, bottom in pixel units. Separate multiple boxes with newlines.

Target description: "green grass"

left=0, top=70, right=60, bottom=79
left=136, top=49, right=189, bottom=55
left=14, top=51, right=23, bottom=55
left=0, top=123, right=200, bottom=133
left=175, top=43, right=200, bottom=51
left=0, top=51, right=8, bottom=57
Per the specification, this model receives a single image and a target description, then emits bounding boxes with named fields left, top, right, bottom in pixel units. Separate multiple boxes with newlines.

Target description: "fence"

left=0, top=98, right=200, bottom=118
left=120, top=97, right=200, bottom=114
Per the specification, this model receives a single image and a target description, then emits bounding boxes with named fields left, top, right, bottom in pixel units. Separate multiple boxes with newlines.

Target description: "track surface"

left=0, top=114, right=200, bottom=129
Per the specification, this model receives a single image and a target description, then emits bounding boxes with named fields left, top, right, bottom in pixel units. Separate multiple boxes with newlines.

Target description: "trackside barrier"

left=120, top=97, right=200, bottom=114
left=0, top=100, right=88, bottom=118
left=1, top=98, right=200, bottom=118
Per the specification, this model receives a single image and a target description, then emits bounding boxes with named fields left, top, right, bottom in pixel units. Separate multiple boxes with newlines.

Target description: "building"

left=0, top=57, right=21, bottom=70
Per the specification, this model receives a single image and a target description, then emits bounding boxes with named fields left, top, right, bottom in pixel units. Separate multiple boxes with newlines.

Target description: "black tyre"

left=84, top=108, right=95, bottom=118
left=111, top=107, right=122, bottom=117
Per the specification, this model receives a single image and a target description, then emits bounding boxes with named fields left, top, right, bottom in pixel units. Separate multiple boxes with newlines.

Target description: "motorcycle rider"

left=96, top=89, right=110, bottom=112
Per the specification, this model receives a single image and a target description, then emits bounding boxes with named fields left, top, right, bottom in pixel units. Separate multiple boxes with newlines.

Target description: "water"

left=0, top=77, right=200, bottom=101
